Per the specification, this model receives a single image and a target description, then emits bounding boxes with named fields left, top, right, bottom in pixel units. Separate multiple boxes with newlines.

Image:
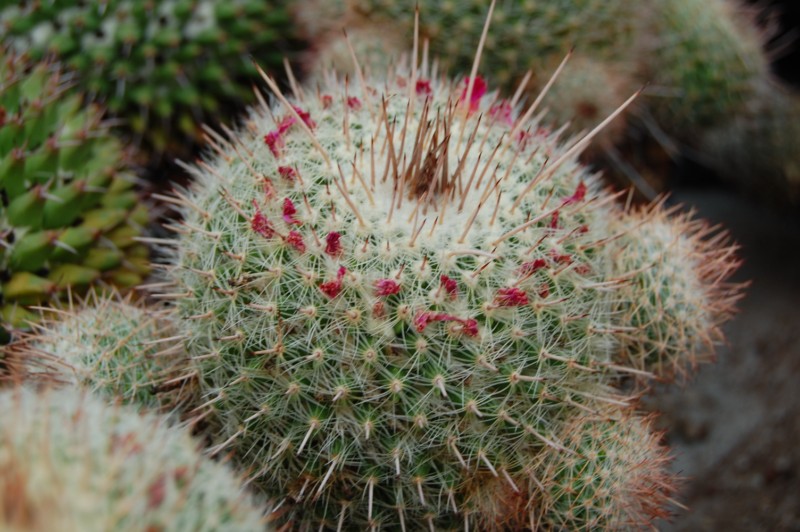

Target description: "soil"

left=647, top=187, right=800, bottom=531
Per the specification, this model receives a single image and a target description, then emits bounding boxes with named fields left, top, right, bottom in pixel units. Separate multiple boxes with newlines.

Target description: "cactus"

left=0, top=387, right=270, bottom=531
left=699, top=83, right=800, bottom=206
left=4, top=292, right=194, bottom=411
left=538, top=408, right=675, bottom=529
left=295, top=0, right=641, bottom=145
left=0, top=0, right=293, bottom=157
left=640, top=0, right=769, bottom=135
left=0, top=51, right=149, bottom=335
left=608, top=203, right=743, bottom=379
left=151, top=48, right=741, bottom=526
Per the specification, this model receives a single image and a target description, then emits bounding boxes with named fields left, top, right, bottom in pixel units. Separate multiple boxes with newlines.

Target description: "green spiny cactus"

left=0, top=387, right=270, bottom=531
left=0, top=0, right=292, bottom=157
left=0, top=51, right=149, bottom=335
left=155, top=55, right=738, bottom=527
left=5, top=291, right=194, bottom=411
left=640, top=0, right=769, bottom=134
left=538, top=408, right=675, bottom=529
left=609, top=203, right=743, bottom=379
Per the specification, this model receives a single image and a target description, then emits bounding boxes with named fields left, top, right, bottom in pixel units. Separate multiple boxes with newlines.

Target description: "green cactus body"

left=539, top=409, right=674, bottom=529
left=148, top=54, right=739, bottom=527
left=0, top=52, right=149, bottom=333
left=641, top=0, right=769, bottom=134
left=6, top=292, right=193, bottom=411
left=609, top=204, right=743, bottom=379
left=0, top=387, right=269, bottom=531
left=0, top=0, right=292, bottom=156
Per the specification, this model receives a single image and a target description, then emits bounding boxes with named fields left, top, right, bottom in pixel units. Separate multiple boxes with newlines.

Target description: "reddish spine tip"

left=282, top=197, right=301, bottom=225
left=495, top=287, right=529, bottom=307
left=278, top=166, right=297, bottom=181
left=324, top=232, right=343, bottom=257
left=286, top=230, right=306, bottom=253
left=251, top=200, right=275, bottom=238
left=374, top=279, right=401, bottom=296
left=440, top=275, right=459, bottom=299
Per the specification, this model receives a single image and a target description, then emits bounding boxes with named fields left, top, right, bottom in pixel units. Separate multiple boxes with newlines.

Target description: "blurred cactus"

left=0, top=51, right=149, bottom=336
left=699, top=83, right=800, bottom=205
left=0, top=387, right=270, bottom=531
left=4, top=292, right=194, bottom=411
left=0, top=0, right=293, bottom=158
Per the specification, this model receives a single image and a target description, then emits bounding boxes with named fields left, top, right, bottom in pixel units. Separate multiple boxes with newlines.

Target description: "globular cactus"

left=0, top=387, right=270, bottom=531
left=4, top=292, right=193, bottom=411
left=639, top=0, right=769, bottom=135
left=538, top=408, right=675, bottom=530
left=0, top=0, right=293, bottom=157
left=0, top=51, right=149, bottom=335
left=608, top=203, right=743, bottom=380
left=154, top=48, right=739, bottom=526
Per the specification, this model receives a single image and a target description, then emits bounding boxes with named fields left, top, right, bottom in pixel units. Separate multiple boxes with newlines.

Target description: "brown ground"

left=647, top=188, right=800, bottom=531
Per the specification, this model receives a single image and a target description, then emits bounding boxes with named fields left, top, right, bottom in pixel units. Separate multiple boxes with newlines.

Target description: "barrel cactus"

left=0, top=51, right=149, bottom=336
left=0, top=387, right=270, bottom=531
left=0, top=0, right=293, bottom=157
left=151, top=41, right=741, bottom=525
left=5, top=292, right=193, bottom=411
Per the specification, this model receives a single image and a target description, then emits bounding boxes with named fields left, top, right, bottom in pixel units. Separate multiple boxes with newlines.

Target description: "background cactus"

left=151, top=46, right=740, bottom=525
left=0, top=0, right=293, bottom=158
left=295, top=0, right=800, bottom=205
left=0, top=51, right=149, bottom=336
left=699, top=82, right=800, bottom=206
left=4, top=292, right=193, bottom=411
left=0, top=387, right=270, bottom=531
left=639, top=0, right=769, bottom=135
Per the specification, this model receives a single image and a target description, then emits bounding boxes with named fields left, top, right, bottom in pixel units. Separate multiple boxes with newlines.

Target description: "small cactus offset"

left=0, top=51, right=149, bottom=335
left=5, top=291, right=194, bottom=411
left=608, top=203, right=743, bottom=379
left=538, top=408, right=675, bottom=529
left=155, top=44, right=740, bottom=525
left=0, top=387, right=270, bottom=531
left=0, top=0, right=293, bottom=157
